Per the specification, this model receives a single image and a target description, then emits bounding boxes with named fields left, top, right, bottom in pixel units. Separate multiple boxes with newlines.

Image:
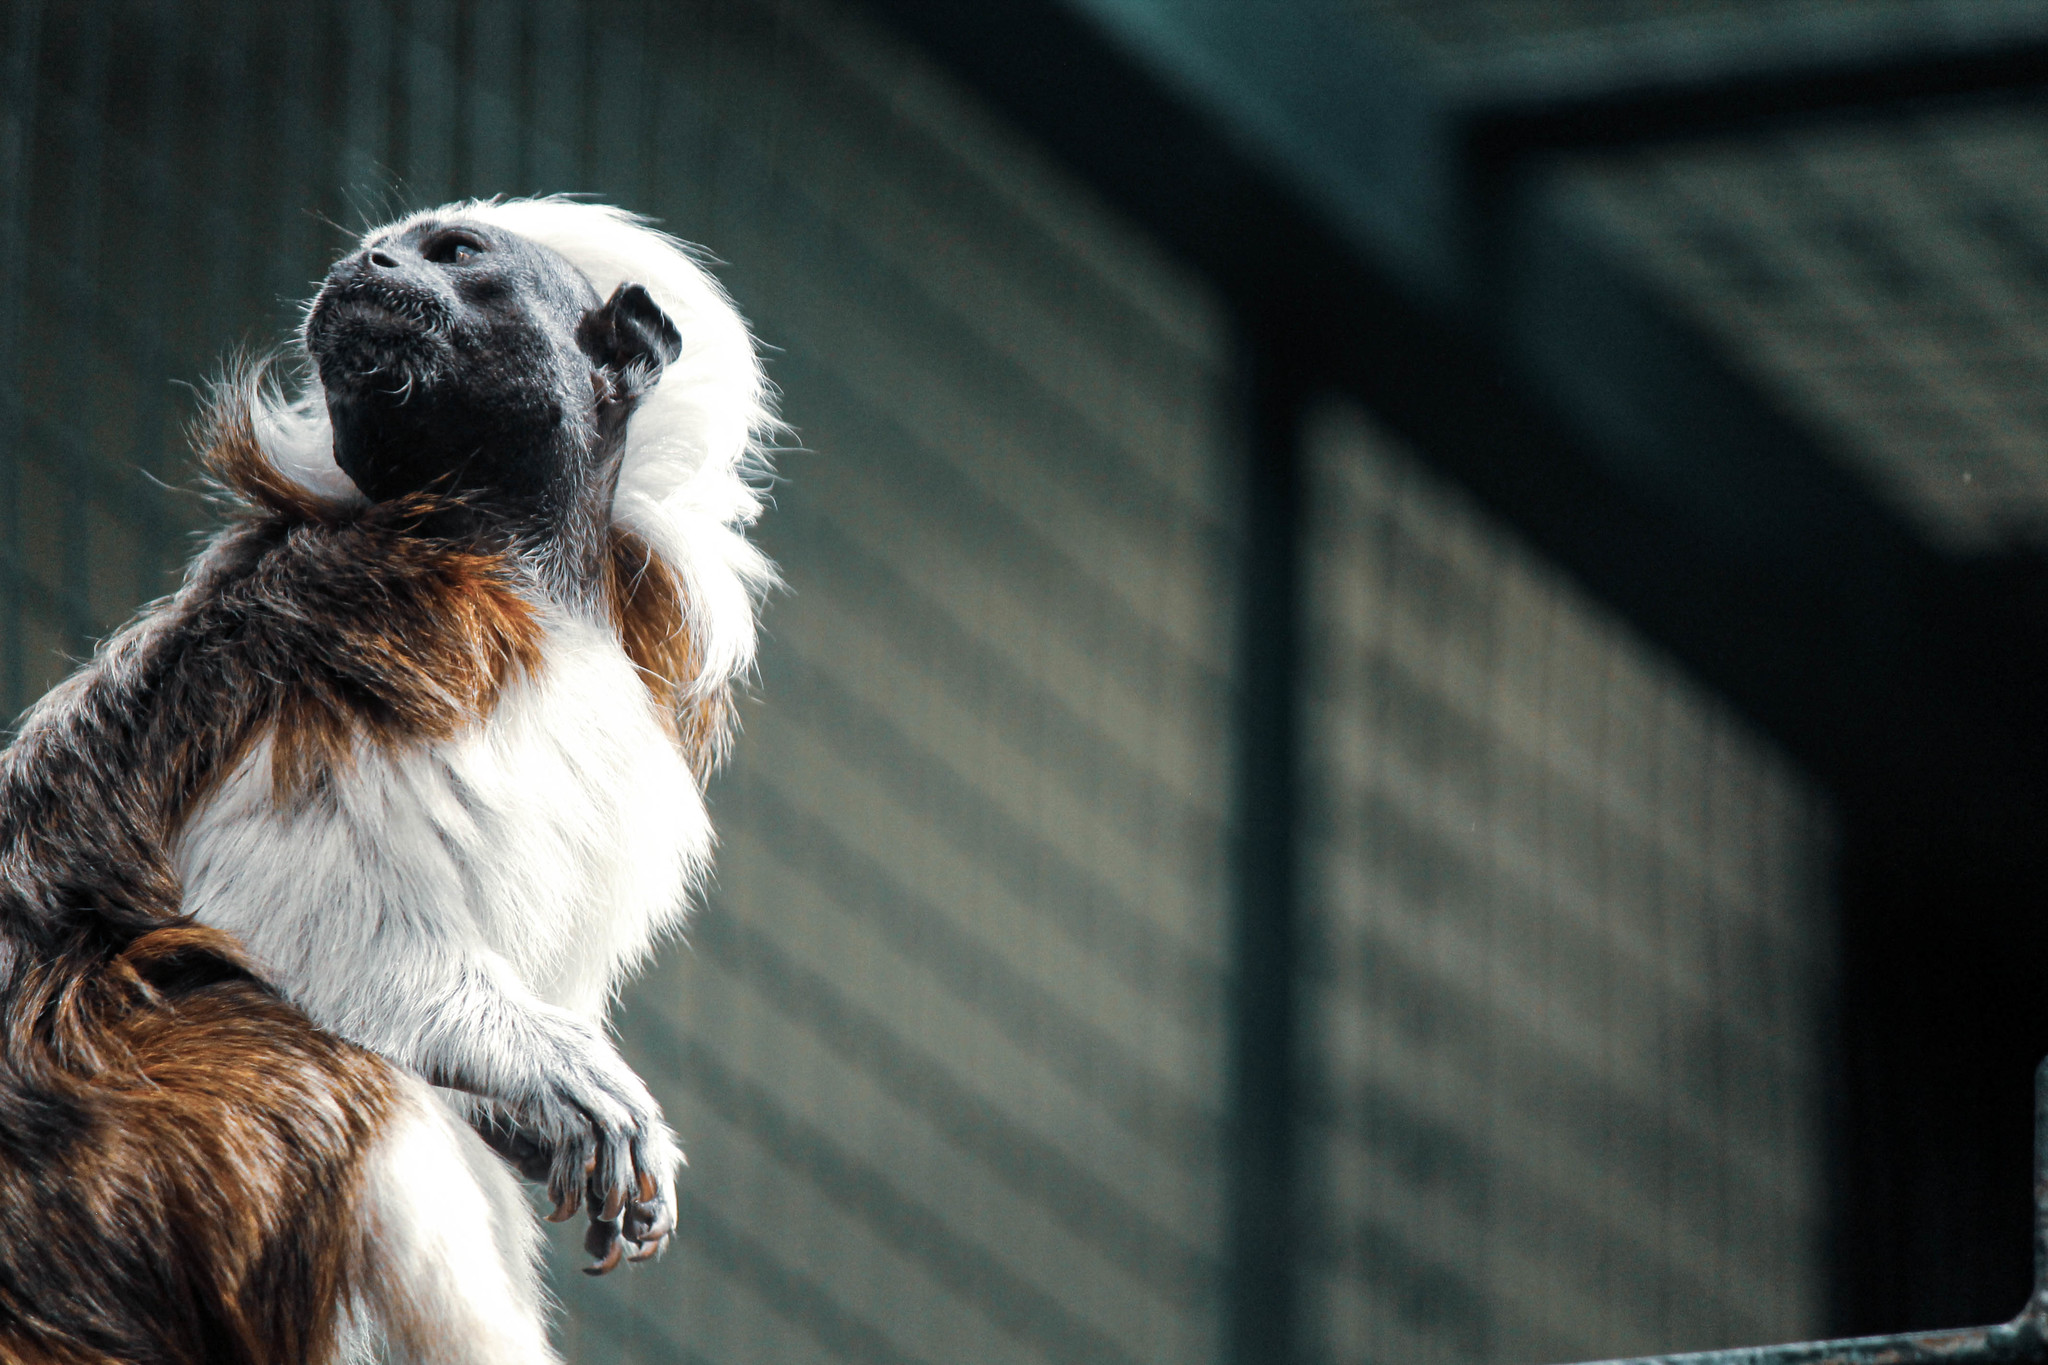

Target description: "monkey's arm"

left=357, top=953, right=678, bottom=1270
left=175, top=785, right=678, bottom=1271
left=116, top=514, right=683, bottom=1271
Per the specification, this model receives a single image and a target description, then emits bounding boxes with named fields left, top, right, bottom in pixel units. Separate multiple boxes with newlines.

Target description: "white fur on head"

left=254, top=196, right=777, bottom=701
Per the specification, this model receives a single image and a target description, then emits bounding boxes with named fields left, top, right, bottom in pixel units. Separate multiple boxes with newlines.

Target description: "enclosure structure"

left=1572, top=1061, right=2048, bottom=1365
left=3, top=1, right=2047, bottom=1363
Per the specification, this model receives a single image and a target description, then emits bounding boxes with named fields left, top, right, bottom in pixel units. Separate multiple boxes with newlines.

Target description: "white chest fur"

left=176, top=614, right=707, bottom=1033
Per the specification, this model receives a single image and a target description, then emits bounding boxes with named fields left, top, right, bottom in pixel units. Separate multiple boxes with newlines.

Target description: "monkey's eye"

left=424, top=233, right=487, bottom=265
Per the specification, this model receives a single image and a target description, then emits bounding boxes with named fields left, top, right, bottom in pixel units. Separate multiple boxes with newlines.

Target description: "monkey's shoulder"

left=187, top=511, right=546, bottom=737
left=55, top=510, right=556, bottom=813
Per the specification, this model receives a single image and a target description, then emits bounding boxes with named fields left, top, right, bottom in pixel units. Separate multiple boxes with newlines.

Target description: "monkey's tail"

left=0, top=914, right=404, bottom=1365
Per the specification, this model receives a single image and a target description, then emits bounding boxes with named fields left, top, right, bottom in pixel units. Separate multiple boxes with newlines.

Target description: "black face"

left=305, top=218, right=679, bottom=516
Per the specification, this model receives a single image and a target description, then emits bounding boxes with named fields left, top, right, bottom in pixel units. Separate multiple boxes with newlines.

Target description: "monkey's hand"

left=347, top=954, right=682, bottom=1275
left=534, top=1058, right=681, bottom=1275
left=460, top=1042, right=681, bottom=1273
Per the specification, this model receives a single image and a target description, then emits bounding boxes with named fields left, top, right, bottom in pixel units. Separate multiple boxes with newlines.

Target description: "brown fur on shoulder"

left=192, top=393, right=546, bottom=805
left=205, top=372, right=727, bottom=789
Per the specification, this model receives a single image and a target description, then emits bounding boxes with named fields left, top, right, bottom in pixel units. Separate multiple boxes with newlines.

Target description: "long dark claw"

left=583, top=1244, right=625, bottom=1276
left=586, top=1130, right=630, bottom=1224
left=627, top=1235, right=664, bottom=1263
left=591, top=1133, right=630, bottom=1223
left=547, top=1184, right=580, bottom=1223
left=583, top=1224, right=626, bottom=1276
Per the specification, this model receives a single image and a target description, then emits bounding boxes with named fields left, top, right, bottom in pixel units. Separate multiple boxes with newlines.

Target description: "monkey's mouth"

left=308, top=285, right=453, bottom=392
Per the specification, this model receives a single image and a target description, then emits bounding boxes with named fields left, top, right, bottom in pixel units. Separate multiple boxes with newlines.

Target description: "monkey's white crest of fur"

left=254, top=195, right=778, bottom=700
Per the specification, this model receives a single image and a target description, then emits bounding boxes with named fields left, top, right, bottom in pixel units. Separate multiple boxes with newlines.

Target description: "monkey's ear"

left=579, top=283, right=684, bottom=378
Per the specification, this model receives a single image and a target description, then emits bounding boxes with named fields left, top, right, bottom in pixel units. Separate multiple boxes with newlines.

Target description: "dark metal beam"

left=1470, top=40, right=2048, bottom=158
left=1223, top=322, right=1307, bottom=1365
left=871, top=2, right=2048, bottom=304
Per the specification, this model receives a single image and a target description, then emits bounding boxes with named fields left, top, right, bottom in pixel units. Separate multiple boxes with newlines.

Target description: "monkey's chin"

left=308, top=293, right=452, bottom=394
left=312, top=332, right=446, bottom=404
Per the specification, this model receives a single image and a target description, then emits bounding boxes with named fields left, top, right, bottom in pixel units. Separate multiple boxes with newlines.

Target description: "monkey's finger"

left=621, top=1196, right=670, bottom=1243
left=548, top=1137, right=592, bottom=1223
left=546, top=1155, right=579, bottom=1221
left=623, top=1196, right=674, bottom=1246
left=587, top=1128, right=631, bottom=1223
left=646, top=1204, right=675, bottom=1242
left=583, top=1219, right=626, bottom=1276
left=626, top=1129, right=671, bottom=1208
left=622, top=1202, right=652, bottom=1242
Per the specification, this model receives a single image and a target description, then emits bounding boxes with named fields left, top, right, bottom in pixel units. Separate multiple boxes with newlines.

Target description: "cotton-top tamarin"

left=0, top=198, right=773, bottom=1364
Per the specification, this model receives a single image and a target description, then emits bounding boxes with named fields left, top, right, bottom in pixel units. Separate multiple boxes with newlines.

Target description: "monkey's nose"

left=368, top=249, right=401, bottom=269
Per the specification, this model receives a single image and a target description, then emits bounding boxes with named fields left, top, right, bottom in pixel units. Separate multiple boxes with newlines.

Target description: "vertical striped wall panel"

left=1299, top=404, right=1832, bottom=1365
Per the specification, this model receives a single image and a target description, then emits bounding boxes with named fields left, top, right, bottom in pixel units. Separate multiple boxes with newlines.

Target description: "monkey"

left=0, top=198, right=774, bottom=1363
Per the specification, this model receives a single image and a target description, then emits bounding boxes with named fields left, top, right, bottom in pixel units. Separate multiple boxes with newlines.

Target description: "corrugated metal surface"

left=1299, top=404, right=1833, bottom=1364
left=1561, top=98, right=2048, bottom=552
left=0, top=1, right=1236, bottom=1360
